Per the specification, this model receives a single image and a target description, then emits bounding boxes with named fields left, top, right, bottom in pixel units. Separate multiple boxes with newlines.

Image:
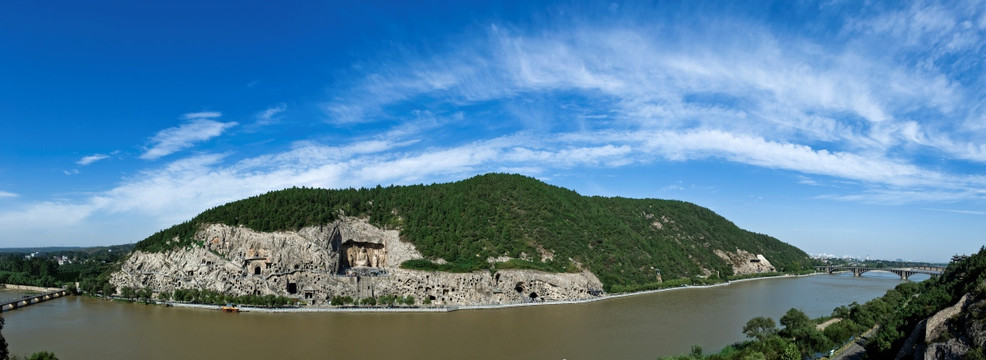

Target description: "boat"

left=220, top=304, right=239, bottom=313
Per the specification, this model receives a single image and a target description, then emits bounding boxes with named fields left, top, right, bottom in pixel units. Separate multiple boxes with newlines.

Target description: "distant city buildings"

left=20, top=252, right=73, bottom=265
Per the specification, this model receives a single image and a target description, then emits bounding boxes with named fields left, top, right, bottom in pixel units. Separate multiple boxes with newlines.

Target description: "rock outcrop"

left=111, top=218, right=604, bottom=306
left=714, top=249, right=776, bottom=275
left=896, top=290, right=986, bottom=359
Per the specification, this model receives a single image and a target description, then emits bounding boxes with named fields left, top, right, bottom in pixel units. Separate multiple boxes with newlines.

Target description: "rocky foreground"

left=895, top=292, right=986, bottom=359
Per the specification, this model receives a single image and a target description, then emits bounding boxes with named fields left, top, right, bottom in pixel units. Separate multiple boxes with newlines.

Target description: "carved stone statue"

left=355, top=247, right=369, bottom=267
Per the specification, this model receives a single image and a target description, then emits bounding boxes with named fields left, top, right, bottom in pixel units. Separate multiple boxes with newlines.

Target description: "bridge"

left=815, top=266, right=945, bottom=280
left=0, top=288, right=69, bottom=313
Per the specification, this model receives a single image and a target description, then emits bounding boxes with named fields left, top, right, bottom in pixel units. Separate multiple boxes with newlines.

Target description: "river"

left=2, top=272, right=919, bottom=359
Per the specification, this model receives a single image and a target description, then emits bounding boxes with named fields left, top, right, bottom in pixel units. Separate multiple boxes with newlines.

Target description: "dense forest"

left=133, top=173, right=811, bottom=291
left=0, top=245, right=131, bottom=289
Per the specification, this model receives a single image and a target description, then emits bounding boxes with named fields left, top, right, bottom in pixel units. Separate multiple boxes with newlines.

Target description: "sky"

left=0, top=1, right=983, bottom=262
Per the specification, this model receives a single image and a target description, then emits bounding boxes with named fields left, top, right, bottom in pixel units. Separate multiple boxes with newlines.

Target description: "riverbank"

left=144, top=272, right=824, bottom=313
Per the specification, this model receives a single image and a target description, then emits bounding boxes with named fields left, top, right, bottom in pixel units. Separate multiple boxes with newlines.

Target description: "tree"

left=120, top=286, right=136, bottom=300
left=101, top=283, right=116, bottom=297
left=743, top=316, right=777, bottom=341
left=779, top=308, right=810, bottom=337
left=689, top=345, right=702, bottom=358
left=778, top=308, right=832, bottom=356
left=27, top=351, right=58, bottom=360
left=0, top=316, right=9, bottom=360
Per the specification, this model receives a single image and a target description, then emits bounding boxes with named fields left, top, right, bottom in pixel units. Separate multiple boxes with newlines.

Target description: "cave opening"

left=254, top=266, right=261, bottom=275
left=514, top=282, right=524, bottom=293
left=529, top=292, right=538, bottom=301
left=287, top=282, right=298, bottom=295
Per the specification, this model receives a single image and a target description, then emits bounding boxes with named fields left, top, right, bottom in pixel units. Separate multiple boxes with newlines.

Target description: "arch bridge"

left=815, top=266, right=945, bottom=280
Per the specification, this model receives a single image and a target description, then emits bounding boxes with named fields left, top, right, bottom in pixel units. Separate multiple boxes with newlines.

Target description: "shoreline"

left=153, top=272, right=823, bottom=314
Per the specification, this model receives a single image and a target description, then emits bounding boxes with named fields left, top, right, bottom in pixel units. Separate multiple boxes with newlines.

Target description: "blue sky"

left=1, top=1, right=984, bottom=262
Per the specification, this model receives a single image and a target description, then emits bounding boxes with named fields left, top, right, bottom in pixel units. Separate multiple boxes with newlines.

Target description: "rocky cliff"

left=714, top=249, right=776, bottom=276
left=895, top=290, right=986, bottom=359
left=111, top=218, right=603, bottom=306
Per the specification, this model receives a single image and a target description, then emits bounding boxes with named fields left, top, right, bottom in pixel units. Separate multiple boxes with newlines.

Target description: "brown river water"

left=2, top=272, right=918, bottom=359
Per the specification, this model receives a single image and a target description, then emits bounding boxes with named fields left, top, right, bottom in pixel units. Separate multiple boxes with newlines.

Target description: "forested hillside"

left=133, top=173, right=811, bottom=291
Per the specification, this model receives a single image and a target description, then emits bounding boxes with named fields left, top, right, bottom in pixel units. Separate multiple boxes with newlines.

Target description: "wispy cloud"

left=255, top=104, right=286, bottom=126
left=141, top=113, right=237, bottom=160
left=925, top=208, right=986, bottom=216
left=0, top=190, right=17, bottom=198
left=76, top=154, right=110, bottom=166
left=181, top=111, right=222, bottom=120
left=4, top=1, right=986, bottom=250
left=317, top=2, right=986, bottom=205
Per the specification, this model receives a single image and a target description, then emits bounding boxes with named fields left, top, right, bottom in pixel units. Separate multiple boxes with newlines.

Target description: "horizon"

left=1, top=1, right=984, bottom=263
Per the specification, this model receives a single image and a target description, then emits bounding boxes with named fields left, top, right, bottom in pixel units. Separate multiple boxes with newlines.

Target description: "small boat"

left=220, top=304, right=239, bottom=313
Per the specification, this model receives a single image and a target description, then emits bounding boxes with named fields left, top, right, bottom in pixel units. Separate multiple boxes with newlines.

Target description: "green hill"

left=133, top=173, right=811, bottom=291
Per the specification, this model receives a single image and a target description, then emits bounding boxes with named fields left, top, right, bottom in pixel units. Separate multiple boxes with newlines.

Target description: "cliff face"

left=111, top=218, right=603, bottom=306
left=713, top=249, right=776, bottom=276
left=895, top=290, right=986, bottom=359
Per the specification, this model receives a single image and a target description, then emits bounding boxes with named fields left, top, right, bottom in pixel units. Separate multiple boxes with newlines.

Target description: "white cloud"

left=3, top=123, right=984, bottom=246
left=141, top=116, right=237, bottom=160
left=76, top=154, right=110, bottom=166
left=0, top=201, right=95, bottom=230
left=925, top=208, right=986, bottom=216
left=181, top=111, right=222, bottom=120
left=6, top=2, right=986, bottom=248
left=255, top=104, right=286, bottom=126
left=0, top=190, right=17, bottom=198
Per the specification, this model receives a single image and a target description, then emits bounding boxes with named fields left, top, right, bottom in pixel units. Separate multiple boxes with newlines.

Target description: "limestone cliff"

left=111, top=218, right=604, bottom=306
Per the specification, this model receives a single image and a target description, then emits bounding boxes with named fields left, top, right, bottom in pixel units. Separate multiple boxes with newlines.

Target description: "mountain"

left=125, top=173, right=810, bottom=297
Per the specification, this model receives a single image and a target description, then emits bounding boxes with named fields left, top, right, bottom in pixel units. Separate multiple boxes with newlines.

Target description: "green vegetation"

left=23, top=352, right=58, bottom=360
left=330, top=295, right=416, bottom=307
left=664, top=246, right=986, bottom=359
left=0, top=317, right=7, bottom=360
left=133, top=174, right=810, bottom=291
left=166, top=289, right=295, bottom=308
left=0, top=245, right=130, bottom=293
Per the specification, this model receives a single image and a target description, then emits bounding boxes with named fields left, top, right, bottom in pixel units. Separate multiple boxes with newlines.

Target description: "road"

left=831, top=337, right=866, bottom=360
left=831, top=326, right=877, bottom=360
